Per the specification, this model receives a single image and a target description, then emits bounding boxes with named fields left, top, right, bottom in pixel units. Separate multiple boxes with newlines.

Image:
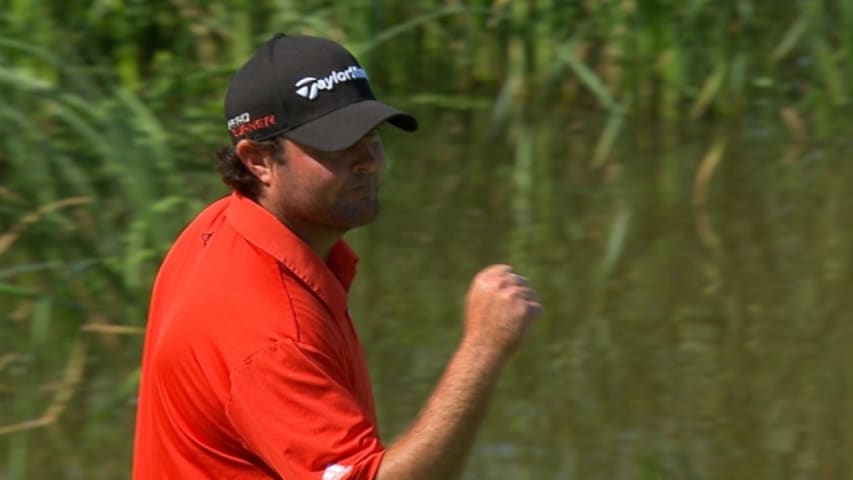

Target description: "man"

left=132, top=33, right=542, bottom=479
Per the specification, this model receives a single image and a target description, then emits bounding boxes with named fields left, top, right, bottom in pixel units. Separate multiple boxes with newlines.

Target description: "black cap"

left=224, top=33, right=418, bottom=151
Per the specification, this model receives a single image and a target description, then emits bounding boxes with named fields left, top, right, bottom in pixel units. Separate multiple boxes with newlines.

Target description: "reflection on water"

left=348, top=113, right=853, bottom=479
left=4, top=112, right=852, bottom=479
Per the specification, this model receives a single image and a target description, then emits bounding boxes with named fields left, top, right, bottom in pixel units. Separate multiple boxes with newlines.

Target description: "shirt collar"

left=225, top=192, right=358, bottom=317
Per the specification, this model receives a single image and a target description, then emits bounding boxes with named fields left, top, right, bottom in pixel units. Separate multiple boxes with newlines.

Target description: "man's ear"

left=235, top=139, right=275, bottom=186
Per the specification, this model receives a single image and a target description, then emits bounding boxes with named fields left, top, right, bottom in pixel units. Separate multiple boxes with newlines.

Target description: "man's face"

left=269, top=130, right=386, bottom=233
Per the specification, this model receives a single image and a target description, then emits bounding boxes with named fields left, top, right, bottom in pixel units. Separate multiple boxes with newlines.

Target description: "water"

left=2, top=112, right=851, bottom=479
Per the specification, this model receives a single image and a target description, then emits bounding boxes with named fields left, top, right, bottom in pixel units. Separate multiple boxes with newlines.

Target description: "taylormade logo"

left=295, top=66, right=368, bottom=100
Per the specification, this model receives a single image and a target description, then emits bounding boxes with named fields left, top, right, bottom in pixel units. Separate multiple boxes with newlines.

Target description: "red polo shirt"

left=132, top=192, right=383, bottom=479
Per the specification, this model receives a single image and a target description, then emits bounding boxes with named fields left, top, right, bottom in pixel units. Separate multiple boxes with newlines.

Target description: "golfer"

left=132, top=33, right=542, bottom=480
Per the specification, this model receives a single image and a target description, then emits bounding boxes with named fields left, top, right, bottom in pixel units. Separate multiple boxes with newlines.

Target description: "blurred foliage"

left=0, top=0, right=851, bottom=478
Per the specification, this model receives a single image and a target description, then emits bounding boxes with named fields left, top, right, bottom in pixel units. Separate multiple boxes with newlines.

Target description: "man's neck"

left=255, top=196, right=345, bottom=261
left=273, top=213, right=343, bottom=261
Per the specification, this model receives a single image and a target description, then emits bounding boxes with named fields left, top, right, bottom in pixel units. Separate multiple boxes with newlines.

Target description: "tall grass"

left=0, top=0, right=851, bottom=477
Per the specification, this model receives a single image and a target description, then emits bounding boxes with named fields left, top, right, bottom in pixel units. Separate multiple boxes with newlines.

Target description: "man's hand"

left=463, top=264, right=543, bottom=360
left=377, top=264, right=543, bottom=480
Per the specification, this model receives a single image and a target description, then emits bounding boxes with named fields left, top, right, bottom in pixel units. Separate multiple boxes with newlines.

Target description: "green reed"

left=0, top=32, right=213, bottom=477
left=1, top=0, right=852, bottom=477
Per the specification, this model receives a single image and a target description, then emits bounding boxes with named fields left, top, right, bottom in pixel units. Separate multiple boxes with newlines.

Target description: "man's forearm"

left=376, top=341, right=505, bottom=480
left=376, top=265, right=542, bottom=480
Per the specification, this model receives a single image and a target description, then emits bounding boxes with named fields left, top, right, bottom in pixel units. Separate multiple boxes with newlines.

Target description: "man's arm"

left=376, top=264, right=543, bottom=480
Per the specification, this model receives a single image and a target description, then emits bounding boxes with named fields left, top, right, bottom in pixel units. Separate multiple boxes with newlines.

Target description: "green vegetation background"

left=1, top=1, right=851, bottom=478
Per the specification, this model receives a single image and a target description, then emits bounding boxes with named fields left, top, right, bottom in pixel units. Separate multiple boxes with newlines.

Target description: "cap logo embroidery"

left=227, top=112, right=251, bottom=130
left=294, top=65, right=368, bottom=100
left=228, top=113, right=277, bottom=138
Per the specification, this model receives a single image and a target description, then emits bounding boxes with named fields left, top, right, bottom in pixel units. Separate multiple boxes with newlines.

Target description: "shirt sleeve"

left=226, top=339, right=385, bottom=480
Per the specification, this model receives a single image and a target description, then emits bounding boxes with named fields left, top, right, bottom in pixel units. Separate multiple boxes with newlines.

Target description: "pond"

left=2, top=109, right=852, bottom=479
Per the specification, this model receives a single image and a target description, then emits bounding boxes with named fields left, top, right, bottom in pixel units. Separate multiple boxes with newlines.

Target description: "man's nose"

left=351, top=137, right=384, bottom=174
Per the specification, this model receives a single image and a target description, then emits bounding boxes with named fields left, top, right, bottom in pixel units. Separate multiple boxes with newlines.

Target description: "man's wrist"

left=457, top=337, right=509, bottom=373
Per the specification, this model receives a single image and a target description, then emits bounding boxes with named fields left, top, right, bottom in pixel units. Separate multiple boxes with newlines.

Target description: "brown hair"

left=216, top=136, right=287, bottom=200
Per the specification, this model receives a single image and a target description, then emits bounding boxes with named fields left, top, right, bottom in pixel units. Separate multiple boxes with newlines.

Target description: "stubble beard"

left=335, top=196, right=380, bottom=229
left=321, top=190, right=381, bottom=231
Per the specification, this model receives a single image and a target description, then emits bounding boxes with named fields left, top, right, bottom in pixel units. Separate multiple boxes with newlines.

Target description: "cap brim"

left=285, top=100, right=418, bottom=151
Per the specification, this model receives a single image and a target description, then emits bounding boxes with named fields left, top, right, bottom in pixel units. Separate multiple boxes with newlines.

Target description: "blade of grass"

left=0, top=197, right=91, bottom=257
left=690, top=63, right=726, bottom=119
left=771, top=17, right=808, bottom=62
left=591, top=97, right=630, bottom=169
left=557, top=43, right=617, bottom=111
left=595, top=207, right=632, bottom=290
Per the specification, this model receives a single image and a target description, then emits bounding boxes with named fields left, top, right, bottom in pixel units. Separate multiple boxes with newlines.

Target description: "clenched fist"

left=462, top=264, right=543, bottom=361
